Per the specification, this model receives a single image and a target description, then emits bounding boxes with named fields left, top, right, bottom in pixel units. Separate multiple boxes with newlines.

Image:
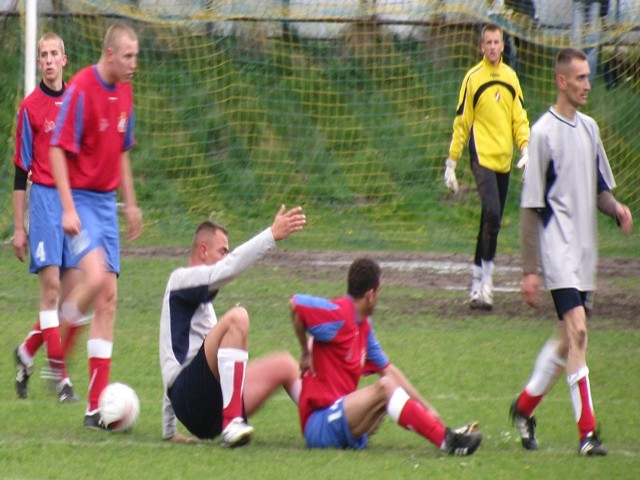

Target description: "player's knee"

left=376, top=376, right=398, bottom=398
left=484, top=210, right=502, bottom=235
left=227, top=305, right=250, bottom=333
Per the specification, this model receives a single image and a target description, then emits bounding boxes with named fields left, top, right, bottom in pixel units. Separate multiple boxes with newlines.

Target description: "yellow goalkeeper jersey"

left=448, top=56, right=530, bottom=173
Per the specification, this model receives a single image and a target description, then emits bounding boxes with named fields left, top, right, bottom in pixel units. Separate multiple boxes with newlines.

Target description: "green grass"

left=1, top=245, right=639, bottom=479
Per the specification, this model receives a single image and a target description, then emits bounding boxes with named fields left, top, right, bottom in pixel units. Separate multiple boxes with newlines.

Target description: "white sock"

left=481, top=259, right=494, bottom=282
left=471, top=264, right=482, bottom=282
left=568, top=366, right=590, bottom=422
left=387, top=387, right=410, bottom=424
left=218, top=348, right=248, bottom=409
left=525, top=340, right=566, bottom=396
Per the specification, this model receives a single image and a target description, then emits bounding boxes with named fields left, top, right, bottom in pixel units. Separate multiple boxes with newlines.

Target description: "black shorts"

left=551, top=288, right=593, bottom=320
left=168, top=344, right=223, bottom=439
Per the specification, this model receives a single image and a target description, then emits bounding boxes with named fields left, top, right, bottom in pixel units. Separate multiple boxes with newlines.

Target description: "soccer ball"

left=98, top=382, right=140, bottom=432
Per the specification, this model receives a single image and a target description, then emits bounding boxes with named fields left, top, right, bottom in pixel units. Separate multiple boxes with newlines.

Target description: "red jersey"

left=51, top=65, right=135, bottom=191
left=291, top=294, right=390, bottom=431
left=13, top=82, right=65, bottom=186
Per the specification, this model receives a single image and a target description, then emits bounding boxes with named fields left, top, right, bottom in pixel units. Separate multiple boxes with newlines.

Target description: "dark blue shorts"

left=551, top=288, right=593, bottom=320
left=168, top=344, right=223, bottom=439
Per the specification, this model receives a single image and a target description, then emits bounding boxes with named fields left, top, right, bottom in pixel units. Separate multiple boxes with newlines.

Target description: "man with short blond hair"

left=13, top=32, right=79, bottom=403
left=51, top=23, right=143, bottom=428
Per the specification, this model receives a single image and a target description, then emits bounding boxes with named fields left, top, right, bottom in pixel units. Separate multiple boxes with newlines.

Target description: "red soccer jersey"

left=51, top=65, right=135, bottom=191
left=291, top=294, right=390, bottom=431
left=13, top=82, right=65, bottom=186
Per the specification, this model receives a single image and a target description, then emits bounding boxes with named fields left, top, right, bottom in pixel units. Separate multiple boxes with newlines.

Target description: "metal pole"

left=24, top=0, right=37, bottom=96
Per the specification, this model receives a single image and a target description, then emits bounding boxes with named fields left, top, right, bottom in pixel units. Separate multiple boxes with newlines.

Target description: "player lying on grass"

left=159, top=205, right=306, bottom=446
left=289, top=257, right=482, bottom=455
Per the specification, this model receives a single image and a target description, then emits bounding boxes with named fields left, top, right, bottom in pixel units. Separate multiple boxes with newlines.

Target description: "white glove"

left=517, top=146, right=529, bottom=169
left=443, top=158, right=459, bottom=194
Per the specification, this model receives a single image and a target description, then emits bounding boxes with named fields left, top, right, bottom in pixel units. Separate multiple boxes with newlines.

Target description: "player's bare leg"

left=564, top=306, right=606, bottom=455
left=243, top=351, right=301, bottom=416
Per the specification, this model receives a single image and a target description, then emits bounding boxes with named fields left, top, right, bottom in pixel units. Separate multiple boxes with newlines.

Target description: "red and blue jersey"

left=52, top=65, right=135, bottom=191
left=14, top=82, right=65, bottom=186
left=291, top=294, right=390, bottom=430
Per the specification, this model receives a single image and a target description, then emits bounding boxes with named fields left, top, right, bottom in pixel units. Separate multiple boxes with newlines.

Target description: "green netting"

left=1, top=0, right=639, bottom=254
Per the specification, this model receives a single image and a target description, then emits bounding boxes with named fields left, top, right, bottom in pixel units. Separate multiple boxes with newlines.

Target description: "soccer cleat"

left=14, top=346, right=34, bottom=399
left=441, top=428, right=482, bottom=456
left=510, top=400, right=538, bottom=450
left=579, top=431, right=608, bottom=456
left=221, top=417, right=254, bottom=448
left=84, top=410, right=110, bottom=431
left=479, top=278, right=493, bottom=310
left=469, top=278, right=483, bottom=309
left=453, top=420, right=480, bottom=435
left=57, top=378, right=79, bottom=403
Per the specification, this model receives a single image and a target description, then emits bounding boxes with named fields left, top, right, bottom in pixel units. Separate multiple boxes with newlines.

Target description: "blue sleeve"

left=366, top=328, right=389, bottom=368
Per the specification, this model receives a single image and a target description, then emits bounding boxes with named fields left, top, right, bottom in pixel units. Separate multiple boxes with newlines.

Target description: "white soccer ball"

left=98, top=382, right=140, bottom=432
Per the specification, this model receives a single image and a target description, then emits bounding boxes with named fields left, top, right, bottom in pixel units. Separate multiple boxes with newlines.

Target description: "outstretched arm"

left=271, top=204, right=306, bottom=241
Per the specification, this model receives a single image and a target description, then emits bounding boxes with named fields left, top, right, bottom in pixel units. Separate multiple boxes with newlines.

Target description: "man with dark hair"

left=510, top=47, right=632, bottom=456
left=289, top=258, right=482, bottom=455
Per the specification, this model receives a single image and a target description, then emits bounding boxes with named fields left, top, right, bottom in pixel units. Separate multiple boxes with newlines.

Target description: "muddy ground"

left=123, top=247, right=639, bottom=326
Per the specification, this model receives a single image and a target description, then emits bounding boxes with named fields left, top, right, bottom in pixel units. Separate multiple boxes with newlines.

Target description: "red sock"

left=577, top=376, right=596, bottom=439
left=42, top=326, right=68, bottom=380
left=62, top=324, right=84, bottom=358
left=517, top=390, right=543, bottom=418
left=23, top=321, right=44, bottom=357
left=88, top=357, right=111, bottom=411
left=222, top=362, right=246, bottom=429
left=398, top=398, right=447, bottom=447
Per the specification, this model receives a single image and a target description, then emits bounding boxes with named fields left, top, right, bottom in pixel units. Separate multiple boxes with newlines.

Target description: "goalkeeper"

left=444, top=23, right=530, bottom=310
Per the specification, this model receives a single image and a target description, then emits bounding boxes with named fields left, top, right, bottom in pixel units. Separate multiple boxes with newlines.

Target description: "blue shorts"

left=68, top=189, right=120, bottom=274
left=551, top=288, right=593, bottom=319
left=168, top=344, right=224, bottom=440
left=28, top=183, right=75, bottom=273
left=304, top=397, right=368, bottom=449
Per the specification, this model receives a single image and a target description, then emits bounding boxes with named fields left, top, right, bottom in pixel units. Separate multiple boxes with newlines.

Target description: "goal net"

left=2, top=0, right=639, bottom=253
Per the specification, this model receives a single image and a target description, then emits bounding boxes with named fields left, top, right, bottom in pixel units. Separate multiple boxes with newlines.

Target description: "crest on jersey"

left=118, top=112, right=127, bottom=133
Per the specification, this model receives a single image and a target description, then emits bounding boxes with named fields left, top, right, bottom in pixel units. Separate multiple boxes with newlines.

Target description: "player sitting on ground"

left=290, top=257, right=482, bottom=455
left=160, top=205, right=306, bottom=446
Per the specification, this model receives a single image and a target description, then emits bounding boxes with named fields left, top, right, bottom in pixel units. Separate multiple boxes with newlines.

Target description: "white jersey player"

left=510, top=48, right=632, bottom=457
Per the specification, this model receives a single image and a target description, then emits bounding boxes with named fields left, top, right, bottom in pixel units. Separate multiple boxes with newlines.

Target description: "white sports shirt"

left=521, top=107, right=616, bottom=291
left=159, top=227, right=276, bottom=438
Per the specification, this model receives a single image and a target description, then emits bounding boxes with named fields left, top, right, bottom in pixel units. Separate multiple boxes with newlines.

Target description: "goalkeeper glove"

left=443, top=158, right=459, bottom=194
left=517, top=146, right=529, bottom=169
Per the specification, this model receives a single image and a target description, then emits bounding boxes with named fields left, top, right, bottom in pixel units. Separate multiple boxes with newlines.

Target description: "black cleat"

left=57, top=379, right=79, bottom=403
left=14, top=347, right=34, bottom=399
left=579, top=431, right=608, bottom=456
left=84, top=411, right=110, bottom=431
left=510, top=400, right=539, bottom=450
left=441, top=428, right=482, bottom=456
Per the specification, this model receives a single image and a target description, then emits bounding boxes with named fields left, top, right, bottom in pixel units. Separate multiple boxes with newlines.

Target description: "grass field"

left=1, top=244, right=639, bottom=480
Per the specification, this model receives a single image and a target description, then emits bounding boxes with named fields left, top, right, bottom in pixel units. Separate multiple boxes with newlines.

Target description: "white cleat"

left=221, top=417, right=254, bottom=448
